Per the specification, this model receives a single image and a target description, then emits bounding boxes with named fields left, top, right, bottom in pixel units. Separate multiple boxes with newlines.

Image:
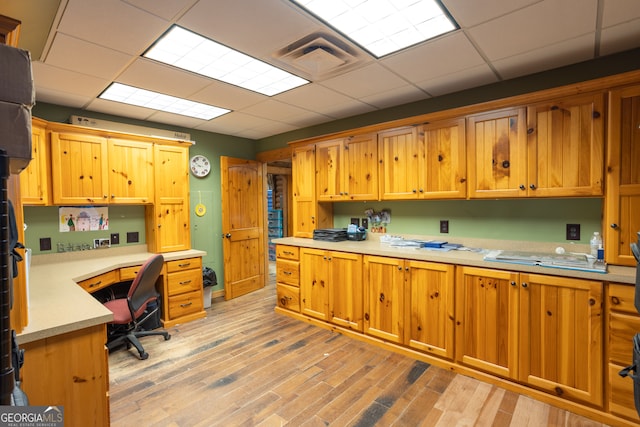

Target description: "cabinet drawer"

left=276, top=259, right=299, bottom=286
left=168, top=290, right=203, bottom=319
left=277, top=283, right=300, bottom=312
left=609, top=311, right=640, bottom=365
left=78, top=270, right=118, bottom=293
left=167, top=269, right=202, bottom=296
left=166, top=257, right=202, bottom=273
left=119, top=265, right=142, bottom=281
left=609, top=283, right=637, bottom=315
left=608, top=363, right=640, bottom=422
left=276, top=245, right=299, bottom=260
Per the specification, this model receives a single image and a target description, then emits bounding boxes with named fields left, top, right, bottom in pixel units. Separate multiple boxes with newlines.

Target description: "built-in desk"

left=16, top=246, right=206, bottom=427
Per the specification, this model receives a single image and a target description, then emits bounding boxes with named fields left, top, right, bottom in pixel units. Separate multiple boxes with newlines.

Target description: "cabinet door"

left=107, top=138, right=154, bottom=204
left=329, top=251, right=363, bottom=331
left=519, top=274, right=603, bottom=406
left=300, top=248, right=329, bottom=321
left=293, top=145, right=316, bottom=237
left=316, top=139, right=344, bottom=201
left=467, top=108, right=527, bottom=198
left=527, top=93, right=604, bottom=197
left=363, top=255, right=405, bottom=343
left=51, top=132, right=109, bottom=204
left=420, top=118, right=467, bottom=199
left=20, top=121, right=50, bottom=205
left=378, top=127, right=421, bottom=200
left=344, top=133, right=378, bottom=201
left=455, top=266, right=519, bottom=379
left=605, top=85, right=640, bottom=266
left=405, top=260, right=455, bottom=359
left=147, top=144, right=190, bottom=252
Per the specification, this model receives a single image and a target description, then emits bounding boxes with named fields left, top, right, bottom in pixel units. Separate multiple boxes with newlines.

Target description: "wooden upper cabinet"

left=467, top=107, right=528, bottom=198
left=51, top=132, right=109, bottom=204
left=293, top=145, right=332, bottom=237
left=378, top=126, right=421, bottom=200
left=605, top=85, right=640, bottom=266
left=20, top=119, right=50, bottom=205
left=526, top=93, right=604, bottom=197
left=107, top=138, right=154, bottom=204
left=420, top=118, right=467, bottom=199
left=316, top=139, right=344, bottom=201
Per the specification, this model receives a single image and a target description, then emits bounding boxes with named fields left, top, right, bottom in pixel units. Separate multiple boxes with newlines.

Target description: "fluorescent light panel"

left=144, top=26, right=309, bottom=96
left=99, top=83, right=230, bottom=120
left=291, top=0, right=457, bottom=57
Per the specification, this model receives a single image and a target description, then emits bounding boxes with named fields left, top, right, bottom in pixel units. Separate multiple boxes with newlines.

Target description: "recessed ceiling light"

left=99, top=83, right=230, bottom=120
left=144, top=26, right=309, bottom=96
left=291, top=0, right=458, bottom=58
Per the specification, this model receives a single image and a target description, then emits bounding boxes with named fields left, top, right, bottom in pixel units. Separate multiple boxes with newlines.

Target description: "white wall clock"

left=190, top=154, right=211, bottom=177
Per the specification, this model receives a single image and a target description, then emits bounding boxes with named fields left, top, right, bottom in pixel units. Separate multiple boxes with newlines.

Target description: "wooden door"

left=519, top=274, right=603, bottom=406
left=221, top=156, right=265, bottom=300
left=107, top=138, right=154, bottom=204
left=363, top=255, right=405, bottom=344
left=20, top=119, right=49, bottom=205
left=455, top=266, right=520, bottom=379
left=300, top=248, right=329, bottom=321
left=526, top=93, right=604, bottom=197
left=420, top=118, right=467, bottom=199
left=149, top=144, right=190, bottom=253
left=605, top=85, right=640, bottom=266
left=316, top=139, right=344, bottom=201
left=378, top=127, right=421, bottom=200
left=50, top=132, right=109, bottom=204
left=344, top=133, right=378, bottom=200
left=329, top=251, right=363, bottom=331
left=405, top=260, right=455, bottom=359
left=467, top=108, right=527, bottom=198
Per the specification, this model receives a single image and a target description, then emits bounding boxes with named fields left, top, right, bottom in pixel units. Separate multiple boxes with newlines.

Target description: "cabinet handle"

left=412, top=189, right=417, bottom=193
left=283, top=271, right=292, bottom=275
left=179, top=280, right=192, bottom=285
left=405, top=267, right=409, bottom=271
left=397, top=266, right=402, bottom=271
left=502, top=160, right=510, bottom=168
left=610, top=223, right=618, bottom=229
left=510, top=281, right=517, bottom=287
left=529, top=184, right=537, bottom=190
left=519, top=184, right=526, bottom=190
left=178, top=262, right=191, bottom=267
left=88, top=280, right=102, bottom=288
left=180, top=302, right=193, bottom=308
left=111, top=194, right=115, bottom=198
left=521, top=282, right=528, bottom=288
left=283, top=251, right=294, bottom=255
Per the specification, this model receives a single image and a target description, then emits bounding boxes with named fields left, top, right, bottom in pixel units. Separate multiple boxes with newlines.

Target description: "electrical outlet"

left=39, top=237, right=51, bottom=251
left=566, top=223, right=580, bottom=241
left=361, top=218, right=368, bottom=229
left=110, top=233, right=120, bottom=245
left=440, top=220, right=449, bottom=234
left=126, top=232, right=139, bottom=243
left=350, top=217, right=360, bottom=226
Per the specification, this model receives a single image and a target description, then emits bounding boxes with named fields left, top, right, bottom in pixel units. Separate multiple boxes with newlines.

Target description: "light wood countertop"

left=273, top=236, right=636, bottom=285
left=17, top=246, right=207, bottom=345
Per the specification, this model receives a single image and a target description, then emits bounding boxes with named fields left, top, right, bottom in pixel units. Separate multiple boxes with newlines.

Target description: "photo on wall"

left=59, top=206, right=109, bottom=232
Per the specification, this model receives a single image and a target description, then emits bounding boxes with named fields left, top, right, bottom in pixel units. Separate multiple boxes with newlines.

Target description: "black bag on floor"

left=619, top=333, right=640, bottom=418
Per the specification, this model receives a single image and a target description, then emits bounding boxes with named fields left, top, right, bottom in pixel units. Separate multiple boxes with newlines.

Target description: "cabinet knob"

left=510, top=281, right=517, bottom=287
left=412, top=189, right=417, bottom=193
left=521, top=282, right=528, bottom=288
left=529, top=184, right=536, bottom=190
left=519, top=185, right=526, bottom=190
left=610, top=223, right=618, bottom=229
left=397, top=266, right=403, bottom=271
left=111, top=194, right=115, bottom=198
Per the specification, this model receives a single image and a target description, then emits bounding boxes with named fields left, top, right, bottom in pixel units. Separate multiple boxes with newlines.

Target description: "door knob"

left=225, top=233, right=231, bottom=238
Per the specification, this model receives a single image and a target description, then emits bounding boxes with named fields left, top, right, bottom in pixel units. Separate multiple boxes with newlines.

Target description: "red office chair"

left=104, top=254, right=170, bottom=359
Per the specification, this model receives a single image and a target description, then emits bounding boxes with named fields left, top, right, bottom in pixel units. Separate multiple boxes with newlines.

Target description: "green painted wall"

left=332, top=198, right=603, bottom=244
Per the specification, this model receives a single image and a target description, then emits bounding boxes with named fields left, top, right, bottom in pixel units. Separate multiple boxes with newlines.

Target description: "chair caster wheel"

left=139, top=352, right=149, bottom=360
left=165, top=335, right=171, bottom=341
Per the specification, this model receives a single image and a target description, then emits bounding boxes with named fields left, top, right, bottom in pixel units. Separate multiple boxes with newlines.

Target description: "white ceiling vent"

left=274, top=34, right=366, bottom=79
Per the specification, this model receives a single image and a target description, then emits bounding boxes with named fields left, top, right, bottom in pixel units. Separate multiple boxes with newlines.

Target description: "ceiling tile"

left=381, top=32, right=486, bottom=83
left=56, top=0, right=169, bottom=55
left=85, top=98, right=157, bottom=121
left=45, top=33, right=131, bottom=80
left=468, top=0, right=598, bottom=61
left=602, top=0, right=640, bottom=26
left=600, top=19, right=640, bottom=56
left=275, top=84, right=361, bottom=111
left=417, top=64, right=498, bottom=96
left=144, top=110, right=209, bottom=129
left=35, top=87, right=93, bottom=109
left=191, top=81, right=266, bottom=110
left=123, top=0, right=198, bottom=21
left=32, top=61, right=110, bottom=98
left=240, top=99, right=328, bottom=125
left=320, top=63, right=409, bottom=99
left=492, top=34, right=595, bottom=80
left=442, top=0, right=539, bottom=27
left=359, top=85, right=428, bottom=109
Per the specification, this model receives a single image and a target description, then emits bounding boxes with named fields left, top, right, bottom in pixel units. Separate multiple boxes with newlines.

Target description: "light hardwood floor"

left=108, top=267, right=610, bottom=426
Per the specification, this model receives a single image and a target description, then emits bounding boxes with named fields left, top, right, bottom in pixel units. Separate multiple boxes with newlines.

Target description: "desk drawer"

left=166, top=257, right=202, bottom=273
left=276, top=259, right=299, bottom=286
left=276, top=245, right=299, bottom=260
left=168, top=290, right=203, bottom=319
left=167, top=269, right=202, bottom=296
left=119, top=265, right=142, bottom=281
left=609, top=283, right=637, bottom=315
left=276, top=283, right=300, bottom=312
left=77, top=270, right=118, bottom=293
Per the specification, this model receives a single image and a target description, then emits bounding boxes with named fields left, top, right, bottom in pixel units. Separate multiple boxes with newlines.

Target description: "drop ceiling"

left=2, top=0, right=640, bottom=140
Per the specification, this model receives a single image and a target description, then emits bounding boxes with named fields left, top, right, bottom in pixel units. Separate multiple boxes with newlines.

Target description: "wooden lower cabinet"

left=275, top=245, right=300, bottom=313
left=162, top=257, right=205, bottom=327
left=300, top=248, right=363, bottom=331
left=20, top=324, right=110, bottom=427
left=606, top=283, right=640, bottom=422
left=455, top=266, right=520, bottom=379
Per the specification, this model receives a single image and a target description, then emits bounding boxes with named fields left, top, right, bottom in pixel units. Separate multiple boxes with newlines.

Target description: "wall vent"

left=273, top=33, right=366, bottom=79
left=69, top=115, right=192, bottom=142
